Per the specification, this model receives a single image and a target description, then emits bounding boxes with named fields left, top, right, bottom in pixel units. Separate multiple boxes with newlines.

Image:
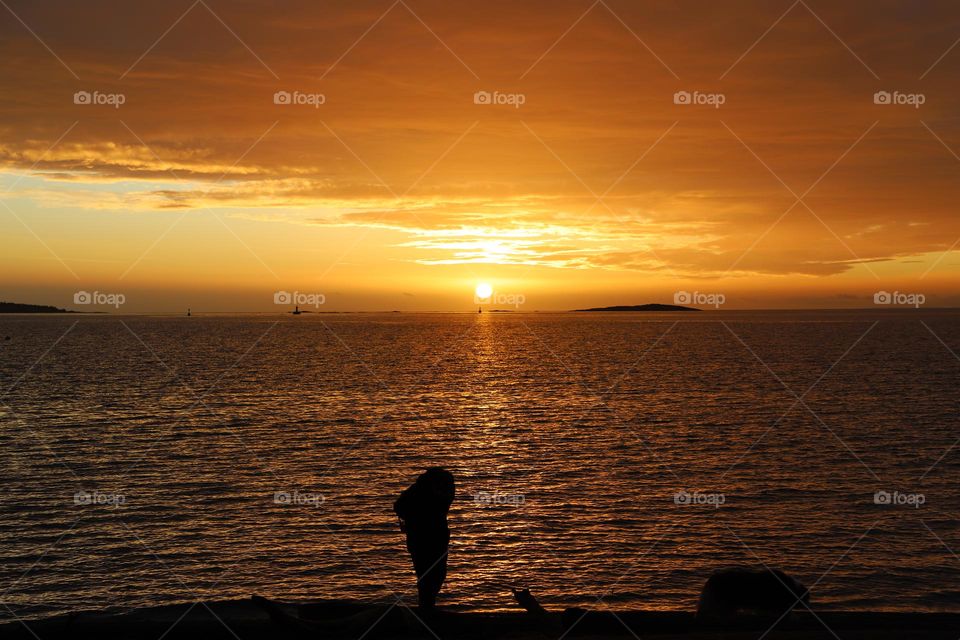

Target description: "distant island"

left=574, top=304, right=700, bottom=312
left=0, top=301, right=74, bottom=313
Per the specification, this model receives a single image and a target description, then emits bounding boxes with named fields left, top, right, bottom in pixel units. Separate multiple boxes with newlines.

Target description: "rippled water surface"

left=1, top=310, right=959, bottom=619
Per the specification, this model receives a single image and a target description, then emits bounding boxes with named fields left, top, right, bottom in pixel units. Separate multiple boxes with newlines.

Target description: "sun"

left=475, top=282, right=493, bottom=300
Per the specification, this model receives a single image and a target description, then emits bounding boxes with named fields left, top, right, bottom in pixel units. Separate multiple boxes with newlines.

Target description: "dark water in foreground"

left=0, top=310, right=958, bottom=620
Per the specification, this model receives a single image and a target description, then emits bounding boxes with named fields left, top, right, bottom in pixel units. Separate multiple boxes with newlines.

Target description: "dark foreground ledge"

left=564, top=608, right=960, bottom=638
left=2, top=599, right=960, bottom=640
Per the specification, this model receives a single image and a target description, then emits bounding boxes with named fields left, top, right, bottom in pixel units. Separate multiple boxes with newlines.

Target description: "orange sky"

left=1, top=0, right=959, bottom=311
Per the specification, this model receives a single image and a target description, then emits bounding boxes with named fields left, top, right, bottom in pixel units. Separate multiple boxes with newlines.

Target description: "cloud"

left=2, top=0, right=960, bottom=280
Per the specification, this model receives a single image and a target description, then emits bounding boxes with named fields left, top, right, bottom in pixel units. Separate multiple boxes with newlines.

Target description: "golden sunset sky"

left=1, top=0, right=959, bottom=311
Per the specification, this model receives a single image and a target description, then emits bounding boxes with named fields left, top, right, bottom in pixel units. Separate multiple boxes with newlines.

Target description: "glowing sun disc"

left=475, top=283, right=493, bottom=299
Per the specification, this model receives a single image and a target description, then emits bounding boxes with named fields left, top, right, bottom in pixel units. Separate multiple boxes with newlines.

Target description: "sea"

left=1, top=310, right=958, bottom=620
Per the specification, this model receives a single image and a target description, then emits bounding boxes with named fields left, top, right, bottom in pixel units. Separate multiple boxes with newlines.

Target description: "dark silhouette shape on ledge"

left=696, top=567, right=809, bottom=622
left=512, top=588, right=548, bottom=615
left=394, top=467, right=455, bottom=610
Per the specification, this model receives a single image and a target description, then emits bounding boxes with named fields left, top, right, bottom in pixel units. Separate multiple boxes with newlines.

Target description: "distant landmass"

left=0, top=301, right=73, bottom=313
left=574, top=304, right=700, bottom=312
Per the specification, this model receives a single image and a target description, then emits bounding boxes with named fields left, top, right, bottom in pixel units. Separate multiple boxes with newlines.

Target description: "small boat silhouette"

left=478, top=306, right=482, bottom=314
left=292, top=305, right=302, bottom=315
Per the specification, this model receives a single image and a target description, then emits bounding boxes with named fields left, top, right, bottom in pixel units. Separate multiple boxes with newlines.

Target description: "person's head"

left=418, top=467, right=455, bottom=499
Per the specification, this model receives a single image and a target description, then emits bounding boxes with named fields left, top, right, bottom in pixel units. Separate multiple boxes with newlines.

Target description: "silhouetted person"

left=394, top=467, right=455, bottom=610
